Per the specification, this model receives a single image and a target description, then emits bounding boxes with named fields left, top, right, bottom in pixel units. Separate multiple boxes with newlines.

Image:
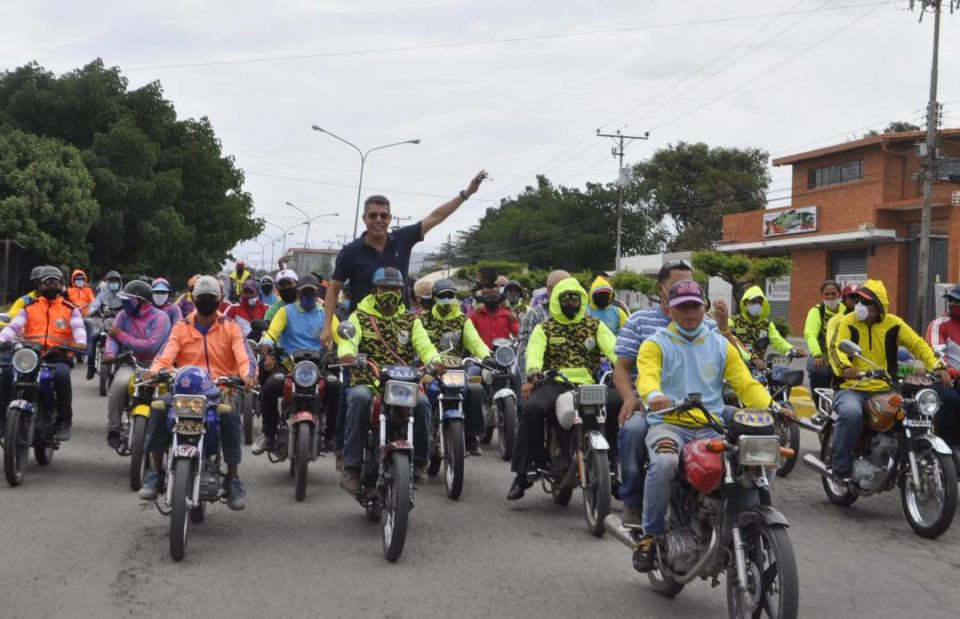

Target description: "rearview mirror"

left=838, top=340, right=862, bottom=357
left=439, top=331, right=460, bottom=352
left=337, top=321, right=356, bottom=340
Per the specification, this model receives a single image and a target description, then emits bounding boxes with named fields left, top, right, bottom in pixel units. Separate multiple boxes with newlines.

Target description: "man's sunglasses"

left=435, top=291, right=457, bottom=300
left=366, top=212, right=391, bottom=221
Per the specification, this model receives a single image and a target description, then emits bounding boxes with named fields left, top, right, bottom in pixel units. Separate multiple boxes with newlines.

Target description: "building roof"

left=772, top=128, right=960, bottom=167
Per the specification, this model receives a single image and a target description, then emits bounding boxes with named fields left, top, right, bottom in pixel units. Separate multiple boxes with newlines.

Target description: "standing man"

left=321, top=170, right=488, bottom=349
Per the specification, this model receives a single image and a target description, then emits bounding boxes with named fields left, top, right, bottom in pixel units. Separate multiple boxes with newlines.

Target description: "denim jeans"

left=831, top=389, right=877, bottom=473
left=642, top=424, right=720, bottom=536
left=145, top=401, right=243, bottom=466
left=106, top=364, right=135, bottom=431
left=806, top=355, right=834, bottom=410
left=343, top=385, right=430, bottom=468
left=618, top=413, right=649, bottom=508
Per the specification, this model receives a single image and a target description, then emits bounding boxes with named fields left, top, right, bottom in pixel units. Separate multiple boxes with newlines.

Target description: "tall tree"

left=632, top=142, right=770, bottom=251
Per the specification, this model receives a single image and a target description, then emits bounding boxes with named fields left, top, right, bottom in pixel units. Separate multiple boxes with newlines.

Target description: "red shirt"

left=469, top=305, right=519, bottom=348
left=926, top=314, right=960, bottom=349
left=226, top=299, right=268, bottom=322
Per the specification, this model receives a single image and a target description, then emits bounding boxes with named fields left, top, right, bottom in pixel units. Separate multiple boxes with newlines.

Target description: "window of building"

left=937, top=157, right=960, bottom=183
left=807, top=160, right=864, bottom=189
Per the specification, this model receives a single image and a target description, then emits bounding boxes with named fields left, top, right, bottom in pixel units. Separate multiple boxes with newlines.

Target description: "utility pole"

left=596, top=129, right=649, bottom=271
left=392, top=215, right=413, bottom=232
left=912, top=0, right=956, bottom=329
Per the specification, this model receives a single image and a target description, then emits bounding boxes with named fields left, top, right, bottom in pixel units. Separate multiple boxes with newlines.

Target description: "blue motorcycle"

left=426, top=366, right=468, bottom=500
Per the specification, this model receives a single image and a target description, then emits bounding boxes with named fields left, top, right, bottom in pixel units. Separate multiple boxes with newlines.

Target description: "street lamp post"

left=311, top=125, right=420, bottom=238
left=285, top=201, right=339, bottom=248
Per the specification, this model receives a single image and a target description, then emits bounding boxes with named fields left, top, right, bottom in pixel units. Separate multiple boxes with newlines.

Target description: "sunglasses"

left=366, top=212, right=391, bottom=221
left=435, top=291, right=457, bottom=300
left=663, top=258, right=693, bottom=270
left=558, top=293, right=581, bottom=302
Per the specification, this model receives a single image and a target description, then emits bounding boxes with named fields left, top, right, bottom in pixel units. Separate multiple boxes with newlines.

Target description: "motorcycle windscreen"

left=681, top=439, right=724, bottom=495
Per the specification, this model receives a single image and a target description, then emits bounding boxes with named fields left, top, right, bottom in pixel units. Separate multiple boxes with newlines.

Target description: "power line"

left=245, top=170, right=497, bottom=202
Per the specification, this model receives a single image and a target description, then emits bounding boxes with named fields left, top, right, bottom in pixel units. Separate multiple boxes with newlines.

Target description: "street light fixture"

left=285, top=201, right=339, bottom=248
left=264, top=220, right=306, bottom=254
left=311, top=125, right=420, bottom=238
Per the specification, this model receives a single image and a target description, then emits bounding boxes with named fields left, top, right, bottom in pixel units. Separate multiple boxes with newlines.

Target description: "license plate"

left=903, top=419, right=932, bottom=428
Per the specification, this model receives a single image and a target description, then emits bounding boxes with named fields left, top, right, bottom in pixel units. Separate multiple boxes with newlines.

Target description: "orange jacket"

left=0, top=295, right=87, bottom=354
left=151, top=312, right=256, bottom=379
left=66, top=269, right=95, bottom=315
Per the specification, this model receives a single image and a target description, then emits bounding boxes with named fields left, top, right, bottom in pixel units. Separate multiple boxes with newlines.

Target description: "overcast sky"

left=4, top=0, right=959, bottom=266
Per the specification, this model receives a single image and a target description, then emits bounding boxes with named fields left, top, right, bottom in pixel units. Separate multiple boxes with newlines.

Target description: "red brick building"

left=718, top=129, right=960, bottom=334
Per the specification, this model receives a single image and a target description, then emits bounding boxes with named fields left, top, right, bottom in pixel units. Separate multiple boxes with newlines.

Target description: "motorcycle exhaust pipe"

left=802, top=454, right=845, bottom=483
left=794, top=417, right=825, bottom=433
left=603, top=514, right=640, bottom=550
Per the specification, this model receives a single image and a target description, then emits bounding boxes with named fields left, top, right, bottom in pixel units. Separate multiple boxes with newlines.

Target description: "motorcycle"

left=802, top=339, right=958, bottom=538
left=111, top=353, right=165, bottom=491
left=263, top=347, right=337, bottom=502
left=526, top=369, right=613, bottom=537
left=426, top=363, right=468, bottom=500
left=605, top=397, right=799, bottom=618
left=239, top=319, right=268, bottom=445
left=93, top=311, right=118, bottom=397
left=147, top=369, right=245, bottom=561
left=479, top=337, right=519, bottom=460
left=2, top=339, right=85, bottom=487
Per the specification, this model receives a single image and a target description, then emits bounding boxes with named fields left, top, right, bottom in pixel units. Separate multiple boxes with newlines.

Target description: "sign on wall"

left=765, top=276, right=791, bottom=302
left=762, top=206, right=818, bottom=237
left=835, top=273, right=867, bottom=290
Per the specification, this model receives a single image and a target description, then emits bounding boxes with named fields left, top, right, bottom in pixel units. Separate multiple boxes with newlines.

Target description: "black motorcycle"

left=478, top=338, right=519, bottom=460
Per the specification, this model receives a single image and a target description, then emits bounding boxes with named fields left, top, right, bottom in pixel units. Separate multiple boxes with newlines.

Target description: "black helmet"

left=432, top=278, right=457, bottom=296
left=504, top=280, right=522, bottom=293
left=37, top=266, right=64, bottom=283
left=372, top=267, right=404, bottom=288
left=104, top=270, right=122, bottom=281
left=118, top=280, right=153, bottom=302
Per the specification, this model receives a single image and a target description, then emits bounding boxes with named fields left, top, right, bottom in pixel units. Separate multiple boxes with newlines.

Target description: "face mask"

left=261, top=284, right=273, bottom=295
left=279, top=288, right=298, bottom=303
left=746, top=303, right=763, bottom=317
left=560, top=304, right=580, bottom=319
left=375, top=291, right=401, bottom=315
left=824, top=298, right=841, bottom=311
left=195, top=297, right=220, bottom=317
left=593, top=293, right=612, bottom=309
left=483, top=296, right=500, bottom=310
left=41, top=288, right=60, bottom=300
left=122, top=299, right=140, bottom=316
left=419, top=296, right=435, bottom=310
left=246, top=297, right=258, bottom=307
left=299, top=292, right=317, bottom=310
left=153, top=293, right=169, bottom=306
left=108, top=282, right=121, bottom=293
left=437, top=303, right=454, bottom=317
left=675, top=322, right=705, bottom=339
left=854, top=302, right=870, bottom=322
left=950, top=306, right=960, bottom=320
left=75, top=278, right=86, bottom=288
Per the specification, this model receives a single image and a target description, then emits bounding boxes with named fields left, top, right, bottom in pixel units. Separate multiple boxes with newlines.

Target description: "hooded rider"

left=150, top=277, right=183, bottom=327
left=66, top=269, right=95, bottom=316
left=259, top=276, right=279, bottom=306
left=587, top=275, right=628, bottom=336
left=86, top=270, right=124, bottom=380
left=730, top=285, right=805, bottom=369
left=228, top=260, right=253, bottom=302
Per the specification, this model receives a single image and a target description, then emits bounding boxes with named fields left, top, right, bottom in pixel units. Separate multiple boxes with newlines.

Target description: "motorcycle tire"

left=583, top=448, right=612, bottom=537
left=383, top=451, right=411, bottom=562
left=242, top=392, right=254, bottom=446
left=295, top=423, right=310, bottom=502
left=647, top=551, right=685, bottom=598
left=900, top=447, right=958, bottom=539
left=189, top=503, right=205, bottom=524
left=725, top=523, right=799, bottom=619
left=481, top=427, right=494, bottom=445
left=129, top=415, right=148, bottom=492
left=170, top=458, right=193, bottom=562
left=497, top=398, right=518, bottom=462
left=34, top=429, right=54, bottom=466
left=776, top=418, right=801, bottom=478
left=819, top=421, right=857, bottom=507
left=4, top=408, right=28, bottom=487
left=99, top=363, right=109, bottom=397
left=443, top=420, right=465, bottom=500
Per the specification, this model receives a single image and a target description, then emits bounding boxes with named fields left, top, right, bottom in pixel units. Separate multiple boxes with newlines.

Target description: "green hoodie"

left=525, top=278, right=616, bottom=385
left=417, top=303, right=490, bottom=359
left=730, top=285, right=792, bottom=356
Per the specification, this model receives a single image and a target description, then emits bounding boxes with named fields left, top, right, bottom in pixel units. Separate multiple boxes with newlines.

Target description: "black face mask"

left=420, top=297, right=435, bottom=310
left=483, top=296, right=500, bottom=310
left=261, top=284, right=273, bottom=295
left=279, top=288, right=298, bottom=303
left=41, top=288, right=60, bottom=300
left=593, top=293, right=612, bottom=309
left=195, top=297, right=220, bottom=317
left=560, top=303, right=580, bottom=319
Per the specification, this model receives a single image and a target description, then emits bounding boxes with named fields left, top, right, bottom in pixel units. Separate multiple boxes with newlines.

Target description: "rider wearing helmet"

left=140, top=275, right=257, bottom=510
left=503, top=280, right=528, bottom=321
left=150, top=278, right=183, bottom=327
left=0, top=266, right=87, bottom=442
left=417, top=278, right=490, bottom=455
left=3, top=265, right=46, bottom=326
left=228, top=260, right=253, bottom=302
left=337, top=267, right=440, bottom=495
left=259, top=275, right=278, bottom=306
left=0, top=265, right=48, bottom=430
left=264, top=269, right=299, bottom=321
left=86, top=270, right=124, bottom=380
left=102, top=280, right=172, bottom=448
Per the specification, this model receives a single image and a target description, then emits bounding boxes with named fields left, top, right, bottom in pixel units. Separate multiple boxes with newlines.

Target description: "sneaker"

left=414, top=463, right=429, bottom=484
left=466, top=436, right=482, bottom=457
left=622, top=504, right=643, bottom=528
left=55, top=424, right=71, bottom=442
left=106, top=430, right=121, bottom=449
left=507, top=473, right=533, bottom=500
left=339, top=467, right=362, bottom=495
left=632, top=535, right=656, bottom=573
left=251, top=434, right=275, bottom=455
left=139, top=470, right=163, bottom=500
left=224, top=478, right=247, bottom=511
left=86, top=364, right=96, bottom=380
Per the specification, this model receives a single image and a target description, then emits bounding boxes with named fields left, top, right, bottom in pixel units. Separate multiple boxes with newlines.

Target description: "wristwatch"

left=459, top=190, right=468, bottom=200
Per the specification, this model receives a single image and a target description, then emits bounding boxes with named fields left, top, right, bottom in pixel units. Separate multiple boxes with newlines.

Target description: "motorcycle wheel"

left=647, top=549, right=685, bottom=598
left=294, top=423, right=310, bottom=502
left=776, top=418, right=800, bottom=478
left=725, top=523, right=799, bottom=619
left=170, top=458, right=193, bottom=562
left=129, top=415, right=148, bottom=492
left=382, top=451, right=411, bottom=562
left=242, top=392, right=254, bottom=446
left=443, top=420, right=465, bottom=500
left=497, top=398, right=518, bottom=462
left=98, top=360, right=109, bottom=397
left=34, top=433, right=54, bottom=466
left=552, top=483, right=574, bottom=506
left=481, top=427, right=494, bottom=445
left=901, top=446, right=958, bottom=539
left=819, top=421, right=857, bottom=507
left=583, top=448, right=611, bottom=537
left=189, top=503, right=205, bottom=524
left=4, top=408, right=28, bottom=487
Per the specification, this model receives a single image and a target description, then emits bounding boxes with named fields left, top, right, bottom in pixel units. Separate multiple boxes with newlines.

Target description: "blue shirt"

left=332, top=222, right=423, bottom=307
left=274, top=304, right=326, bottom=353
left=615, top=305, right=717, bottom=363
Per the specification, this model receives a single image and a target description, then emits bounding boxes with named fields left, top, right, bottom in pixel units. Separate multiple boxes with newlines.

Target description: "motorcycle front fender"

left=174, top=444, right=200, bottom=459
left=380, top=440, right=413, bottom=459
left=737, top=504, right=790, bottom=529
left=441, top=405, right=464, bottom=421
left=917, top=434, right=953, bottom=456
left=493, top=387, right=516, bottom=403
left=585, top=429, right=609, bottom=451
left=290, top=411, right=317, bottom=425
left=8, top=399, right=35, bottom=415
left=131, top=403, right=151, bottom=418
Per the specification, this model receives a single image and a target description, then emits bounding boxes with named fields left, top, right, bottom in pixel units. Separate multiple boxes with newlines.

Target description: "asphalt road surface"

left=1, top=366, right=959, bottom=619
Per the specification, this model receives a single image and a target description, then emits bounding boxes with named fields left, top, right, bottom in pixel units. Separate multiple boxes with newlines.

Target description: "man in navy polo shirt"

left=320, top=170, right=488, bottom=349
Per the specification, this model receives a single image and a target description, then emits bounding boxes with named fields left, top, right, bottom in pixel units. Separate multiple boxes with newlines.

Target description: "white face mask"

left=854, top=302, right=870, bottom=322
left=746, top=303, right=763, bottom=317
left=152, top=293, right=169, bottom=306
left=824, top=298, right=841, bottom=310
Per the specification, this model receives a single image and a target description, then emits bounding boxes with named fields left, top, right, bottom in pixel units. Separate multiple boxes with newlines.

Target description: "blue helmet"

left=372, top=267, right=404, bottom=288
left=173, top=365, right=220, bottom=398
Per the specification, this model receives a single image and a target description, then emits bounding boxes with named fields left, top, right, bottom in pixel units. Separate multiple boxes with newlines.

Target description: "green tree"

left=692, top=250, right=792, bottom=308
left=0, top=127, right=98, bottom=265
left=865, top=121, right=921, bottom=136
left=632, top=142, right=770, bottom=251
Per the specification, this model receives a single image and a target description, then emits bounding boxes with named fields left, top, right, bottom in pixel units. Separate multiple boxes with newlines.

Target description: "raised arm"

left=420, top=170, right=487, bottom=235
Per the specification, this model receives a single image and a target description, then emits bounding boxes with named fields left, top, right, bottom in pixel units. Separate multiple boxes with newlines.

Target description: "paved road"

left=1, top=366, right=959, bottom=619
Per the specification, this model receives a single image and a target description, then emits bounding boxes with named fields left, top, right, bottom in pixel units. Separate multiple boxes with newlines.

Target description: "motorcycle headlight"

left=481, top=368, right=494, bottom=385
left=12, top=348, right=38, bottom=374
left=737, top=435, right=781, bottom=466
left=383, top=380, right=418, bottom=408
left=293, top=361, right=320, bottom=388
left=577, top=384, right=607, bottom=406
left=915, top=388, right=940, bottom=417
left=442, top=370, right=466, bottom=389
left=494, top=344, right=516, bottom=367
left=173, top=394, right=207, bottom=419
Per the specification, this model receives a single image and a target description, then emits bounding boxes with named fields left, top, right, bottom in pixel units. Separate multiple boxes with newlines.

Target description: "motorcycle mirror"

left=838, top=340, right=862, bottom=357
left=439, top=331, right=460, bottom=351
left=337, top=321, right=356, bottom=340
